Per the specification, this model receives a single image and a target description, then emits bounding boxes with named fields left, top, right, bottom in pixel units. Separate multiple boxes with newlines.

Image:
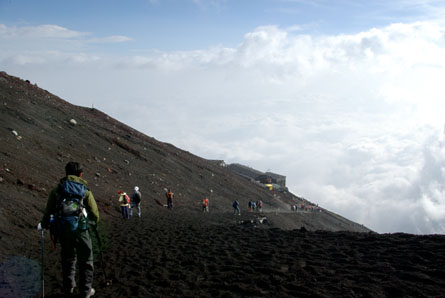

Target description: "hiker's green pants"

left=60, top=228, right=94, bottom=294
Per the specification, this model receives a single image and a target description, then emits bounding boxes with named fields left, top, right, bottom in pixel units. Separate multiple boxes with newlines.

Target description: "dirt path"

left=17, top=209, right=445, bottom=298
left=92, top=211, right=445, bottom=298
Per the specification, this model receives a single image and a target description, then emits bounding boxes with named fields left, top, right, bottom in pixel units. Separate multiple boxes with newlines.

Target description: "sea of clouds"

left=1, top=21, right=445, bottom=234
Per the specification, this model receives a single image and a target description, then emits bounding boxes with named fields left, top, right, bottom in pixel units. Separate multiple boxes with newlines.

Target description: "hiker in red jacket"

left=202, top=197, right=209, bottom=212
left=166, top=189, right=174, bottom=209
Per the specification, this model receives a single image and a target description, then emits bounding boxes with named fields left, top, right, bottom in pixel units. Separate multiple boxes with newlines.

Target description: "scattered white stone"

left=69, top=119, right=77, bottom=125
left=11, top=130, right=18, bottom=136
left=124, top=160, right=130, bottom=164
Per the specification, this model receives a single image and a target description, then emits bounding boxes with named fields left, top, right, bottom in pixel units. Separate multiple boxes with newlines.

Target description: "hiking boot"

left=84, top=288, right=95, bottom=298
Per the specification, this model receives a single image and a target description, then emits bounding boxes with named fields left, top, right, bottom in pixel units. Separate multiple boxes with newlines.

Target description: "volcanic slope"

left=0, top=71, right=369, bottom=236
left=3, top=72, right=444, bottom=297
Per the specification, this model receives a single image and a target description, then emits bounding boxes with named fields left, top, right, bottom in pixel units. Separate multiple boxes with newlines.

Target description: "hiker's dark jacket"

left=132, top=191, right=141, bottom=204
left=41, top=175, right=100, bottom=229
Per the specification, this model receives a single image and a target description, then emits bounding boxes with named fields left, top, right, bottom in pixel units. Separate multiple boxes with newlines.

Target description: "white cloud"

left=2, top=21, right=445, bottom=234
left=0, top=24, right=87, bottom=39
left=5, top=54, right=46, bottom=65
left=87, top=35, right=133, bottom=43
left=0, top=24, right=132, bottom=62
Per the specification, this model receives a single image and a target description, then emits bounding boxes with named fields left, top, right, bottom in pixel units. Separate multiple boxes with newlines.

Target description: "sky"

left=1, top=0, right=445, bottom=234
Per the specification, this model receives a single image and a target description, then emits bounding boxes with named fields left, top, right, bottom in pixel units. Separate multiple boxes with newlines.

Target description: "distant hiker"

left=166, top=189, right=174, bottom=210
left=233, top=200, right=241, bottom=215
left=248, top=200, right=253, bottom=212
left=252, top=201, right=257, bottom=212
left=38, top=161, right=99, bottom=297
left=118, top=190, right=131, bottom=219
left=130, top=186, right=142, bottom=217
left=257, top=200, right=263, bottom=212
left=202, top=197, right=209, bottom=212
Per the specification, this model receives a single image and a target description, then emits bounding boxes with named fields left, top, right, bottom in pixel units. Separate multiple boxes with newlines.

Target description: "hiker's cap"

left=134, top=186, right=139, bottom=191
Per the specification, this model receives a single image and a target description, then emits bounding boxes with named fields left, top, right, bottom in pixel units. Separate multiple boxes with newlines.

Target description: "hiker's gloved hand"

left=37, top=222, right=43, bottom=231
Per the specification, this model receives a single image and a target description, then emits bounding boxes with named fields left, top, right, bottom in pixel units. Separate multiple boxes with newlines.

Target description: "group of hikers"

left=292, top=203, right=322, bottom=212
left=232, top=199, right=263, bottom=215
left=119, top=187, right=262, bottom=216
left=117, top=187, right=142, bottom=219
left=163, top=190, right=209, bottom=213
left=36, top=161, right=269, bottom=297
left=117, top=185, right=209, bottom=216
left=248, top=199, right=263, bottom=212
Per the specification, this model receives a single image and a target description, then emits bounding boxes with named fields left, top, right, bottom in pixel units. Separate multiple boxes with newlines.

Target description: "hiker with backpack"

left=202, top=197, right=209, bottom=212
left=130, top=186, right=142, bottom=217
left=118, top=190, right=131, bottom=219
left=233, top=200, right=241, bottom=215
left=166, top=189, right=174, bottom=210
left=257, top=200, right=263, bottom=212
left=38, top=161, right=99, bottom=298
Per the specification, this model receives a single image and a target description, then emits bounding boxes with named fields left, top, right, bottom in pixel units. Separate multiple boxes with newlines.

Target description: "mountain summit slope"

left=3, top=72, right=444, bottom=298
left=0, top=71, right=368, bottom=235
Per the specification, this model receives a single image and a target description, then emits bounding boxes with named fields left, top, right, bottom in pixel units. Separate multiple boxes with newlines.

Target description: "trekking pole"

left=40, top=228, right=45, bottom=298
left=92, top=224, right=112, bottom=286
